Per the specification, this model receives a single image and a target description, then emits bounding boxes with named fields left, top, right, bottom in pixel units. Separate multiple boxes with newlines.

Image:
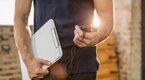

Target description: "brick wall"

left=0, top=26, right=22, bottom=80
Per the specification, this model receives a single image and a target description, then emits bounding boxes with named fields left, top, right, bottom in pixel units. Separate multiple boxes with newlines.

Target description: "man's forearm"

left=14, top=0, right=51, bottom=78
left=94, top=0, right=114, bottom=44
left=14, top=18, right=33, bottom=63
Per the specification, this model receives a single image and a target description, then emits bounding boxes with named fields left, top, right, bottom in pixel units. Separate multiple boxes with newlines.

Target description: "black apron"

left=33, top=0, right=99, bottom=74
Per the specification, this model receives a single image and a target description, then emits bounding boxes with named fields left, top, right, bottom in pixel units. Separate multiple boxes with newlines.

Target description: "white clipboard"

left=19, top=19, right=63, bottom=80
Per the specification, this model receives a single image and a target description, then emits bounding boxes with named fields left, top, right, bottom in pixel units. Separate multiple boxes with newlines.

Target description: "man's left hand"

left=73, top=25, right=98, bottom=48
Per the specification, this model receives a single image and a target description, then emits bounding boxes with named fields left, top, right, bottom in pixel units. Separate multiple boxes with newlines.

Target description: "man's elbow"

left=103, top=18, right=114, bottom=32
left=107, top=19, right=114, bottom=35
left=110, top=19, right=114, bottom=31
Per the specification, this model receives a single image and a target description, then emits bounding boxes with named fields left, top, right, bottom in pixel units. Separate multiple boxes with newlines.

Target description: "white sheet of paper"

left=19, top=19, right=63, bottom=80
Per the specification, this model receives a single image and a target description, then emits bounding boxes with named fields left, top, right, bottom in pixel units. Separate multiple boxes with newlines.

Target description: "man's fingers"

left=32, top=68, right=48, bottom=77
left=74, top=29, right=83, bottom=41
left=30, top=67, right=49, bottom=79
left=36, top=59, right=50, bottom=76
left=74, top=25, right=98, bottom=47
left=74, top=28, right=90, bottom=47
left=27, top=58, right=51, bottom=79
left=84, top=32, right=97, bottom=40
left=74, top=37, right=93, bottom=47
left=30, top=69, right=44, bottom=79
left=75, top=25, right=95, bottom=40
left=31, top=70, right=47, bottom=79
left=73, top=38, right=87, bottom=47
left=30, top=74, right=39, bottom=79
left=39, top=59, right=51, bottom=66
left=81, top=39, right=92, bottom=46
left=36, top=68, right=49, bottom=75
left=75, top=25, right=83, bottom=37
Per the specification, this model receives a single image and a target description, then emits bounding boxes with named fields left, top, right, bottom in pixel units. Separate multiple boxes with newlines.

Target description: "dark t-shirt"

left=33, top=0, right=99, bottom=74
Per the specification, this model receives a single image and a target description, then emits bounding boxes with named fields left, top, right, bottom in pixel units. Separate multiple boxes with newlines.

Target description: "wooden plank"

left=97, top=61, right=119, bottom=78
left=97, top=75, right=119, bottom=80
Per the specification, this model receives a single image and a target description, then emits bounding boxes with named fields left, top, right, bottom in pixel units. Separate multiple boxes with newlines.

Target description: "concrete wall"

left=114, top=0, right=141, bottom=80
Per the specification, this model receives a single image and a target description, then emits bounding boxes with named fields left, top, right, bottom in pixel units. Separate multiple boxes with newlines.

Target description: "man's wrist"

left=22, top=53, right=34, bottom=64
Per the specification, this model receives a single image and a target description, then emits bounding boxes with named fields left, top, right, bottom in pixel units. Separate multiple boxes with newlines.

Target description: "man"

left=14, top=0, right=113, bottom=80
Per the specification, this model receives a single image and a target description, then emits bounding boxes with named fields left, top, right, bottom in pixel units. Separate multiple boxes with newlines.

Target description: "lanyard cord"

left=65, top=45, right=79, bottom=74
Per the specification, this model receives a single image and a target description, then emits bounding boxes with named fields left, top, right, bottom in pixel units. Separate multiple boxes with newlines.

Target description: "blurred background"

left=0, top=0, right=143, bottom=80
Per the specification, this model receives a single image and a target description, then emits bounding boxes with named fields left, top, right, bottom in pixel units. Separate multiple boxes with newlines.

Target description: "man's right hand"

left=24, top=57, right=51, bottom=79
